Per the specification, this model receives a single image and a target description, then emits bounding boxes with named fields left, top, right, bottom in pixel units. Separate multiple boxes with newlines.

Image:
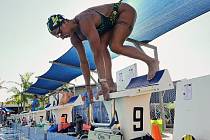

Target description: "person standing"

left=47, top=1, right=159, bottom=101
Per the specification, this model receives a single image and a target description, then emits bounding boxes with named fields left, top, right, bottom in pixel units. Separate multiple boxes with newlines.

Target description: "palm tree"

left=19, top=72, right=34, bottom=110
left=6, top=87, right=22, bottom=113
left=8, top=72, right=34, bottom=112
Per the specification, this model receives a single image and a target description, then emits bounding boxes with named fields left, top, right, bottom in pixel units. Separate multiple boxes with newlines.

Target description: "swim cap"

left=47, top=14, right=65, bottom=33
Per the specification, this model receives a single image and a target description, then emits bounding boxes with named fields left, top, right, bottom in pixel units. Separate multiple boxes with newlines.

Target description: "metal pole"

left=153, top=43, right=166, bottom=131
left=20, top=92, right=23, bottom=112
left=44, top=132, right=47, bottom=140
left=28, top=127, right=30, bottom=139
left=159, top=91, right=166, bottom=131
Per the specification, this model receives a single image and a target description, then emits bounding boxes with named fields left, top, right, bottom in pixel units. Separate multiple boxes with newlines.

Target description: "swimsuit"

left=94, top=0, right=122, bottom=35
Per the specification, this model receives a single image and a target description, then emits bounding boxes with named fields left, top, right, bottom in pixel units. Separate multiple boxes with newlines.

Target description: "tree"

left=8, top=72, right=34, bottom=112
left=6, top=87, right=22, bottom=113
left=19, top=72, right=34, bottom=111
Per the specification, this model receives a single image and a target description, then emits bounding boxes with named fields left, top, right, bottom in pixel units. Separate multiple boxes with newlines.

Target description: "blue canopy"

left=126, top=0, right=210, bottom=42
left=26, top=0, right=210, bottom=95
left=0, top=107, right=14, bottom=112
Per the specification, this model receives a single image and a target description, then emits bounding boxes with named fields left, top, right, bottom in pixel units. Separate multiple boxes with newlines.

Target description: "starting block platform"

left=173, top=75, right=210, bottom=139
left=90, top=69, right=174, bottom=140
left=96, top=69, right=174, bottom=100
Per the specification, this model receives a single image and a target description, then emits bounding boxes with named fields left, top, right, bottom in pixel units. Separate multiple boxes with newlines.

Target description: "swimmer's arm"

left=71, top=33, right=91, bottom=86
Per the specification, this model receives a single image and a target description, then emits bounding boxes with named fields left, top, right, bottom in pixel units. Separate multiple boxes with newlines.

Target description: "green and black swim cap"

left=47, top=14, right=65, bottom=33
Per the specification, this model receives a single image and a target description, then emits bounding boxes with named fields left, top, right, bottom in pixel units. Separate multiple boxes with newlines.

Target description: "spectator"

left=31, top=95, right=39, bottom=111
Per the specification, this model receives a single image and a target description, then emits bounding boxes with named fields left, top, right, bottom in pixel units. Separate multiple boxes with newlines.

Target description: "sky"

left=0, top=0, right=210, bottom=102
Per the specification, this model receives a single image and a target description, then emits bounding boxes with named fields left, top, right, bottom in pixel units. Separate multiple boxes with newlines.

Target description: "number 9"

left=133, top=107, right=143, bottom=131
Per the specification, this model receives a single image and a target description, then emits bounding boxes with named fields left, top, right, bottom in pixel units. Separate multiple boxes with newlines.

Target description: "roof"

left=26, top=0, right=210, bottom=95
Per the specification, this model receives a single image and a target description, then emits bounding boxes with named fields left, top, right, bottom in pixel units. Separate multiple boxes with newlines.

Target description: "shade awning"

left=126, top=0, right=210, bottom=42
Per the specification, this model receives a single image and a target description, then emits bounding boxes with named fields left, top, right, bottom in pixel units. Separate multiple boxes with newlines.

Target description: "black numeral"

left=133, top=107, right=143, bottom=131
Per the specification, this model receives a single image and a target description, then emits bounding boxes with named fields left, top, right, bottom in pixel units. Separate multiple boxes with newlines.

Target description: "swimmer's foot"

left=96, top=81, right=110, bottom=101
left=147, top=59, right=159, bottom=80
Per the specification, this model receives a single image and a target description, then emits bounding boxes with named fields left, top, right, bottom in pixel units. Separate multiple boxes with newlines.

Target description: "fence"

left=150, top=103, right=175, bottom=127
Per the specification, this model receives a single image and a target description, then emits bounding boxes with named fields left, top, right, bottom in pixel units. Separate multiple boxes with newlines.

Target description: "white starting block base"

left=173, top=75, right=210, bottom=139
left=32, top=110, right=46, bottom=123
left=45, top=95, right=83, bottom=123
left=115, top=93, right=151, bottom=139
left=90, top=93, right=151, bottom=140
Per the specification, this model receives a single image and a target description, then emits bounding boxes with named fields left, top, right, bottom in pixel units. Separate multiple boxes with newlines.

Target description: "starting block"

left=45, top=95, right=84, bottom=124
left=173, top=75, right=210, bottom=139
left=89, top=69, right=174, bottom=140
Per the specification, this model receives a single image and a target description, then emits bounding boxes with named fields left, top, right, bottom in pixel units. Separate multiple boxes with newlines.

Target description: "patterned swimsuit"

left=94, top=0, right=122, bottom=35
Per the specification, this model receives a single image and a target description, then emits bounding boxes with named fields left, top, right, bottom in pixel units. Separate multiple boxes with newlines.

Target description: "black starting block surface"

left=126, top=70, right=165, bottom=89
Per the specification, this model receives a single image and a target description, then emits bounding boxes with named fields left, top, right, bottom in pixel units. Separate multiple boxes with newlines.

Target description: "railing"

left=11, top=123, right=77, bottom=140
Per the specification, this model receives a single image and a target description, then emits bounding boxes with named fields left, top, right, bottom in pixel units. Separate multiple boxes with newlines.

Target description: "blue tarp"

left=26, top=0, right=210, bottom=95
